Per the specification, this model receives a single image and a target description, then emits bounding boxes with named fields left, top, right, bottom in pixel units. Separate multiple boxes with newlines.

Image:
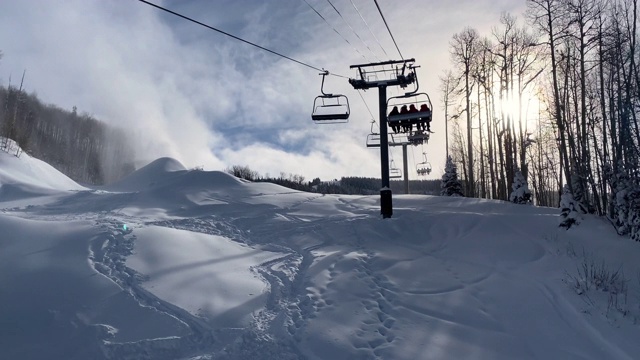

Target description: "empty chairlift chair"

left=311, top=71, right=350, bottom=124
left=389, top=160, right=402, bottom=179
left=366, top=119, right=381, bottom=148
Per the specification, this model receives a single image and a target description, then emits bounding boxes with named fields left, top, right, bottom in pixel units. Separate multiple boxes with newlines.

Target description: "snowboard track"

left=92, top=214, right=313, bottom=359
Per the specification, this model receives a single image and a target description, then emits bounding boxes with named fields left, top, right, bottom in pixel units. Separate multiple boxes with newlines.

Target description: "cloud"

left=0, top=0, right=528, bottom=182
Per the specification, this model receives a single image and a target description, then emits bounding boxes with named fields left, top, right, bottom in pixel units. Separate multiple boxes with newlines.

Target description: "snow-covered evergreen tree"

left=441, top=156, right=464, bottom=197
left=509, top=168, right=532, bottom=204
left=626, top=188, right=640, bottom=241
left=569, top=172, right=588, bottom=214
left=559, top=185, right=581, bottom=229
left=608, top=165, right=640, bottom=241
left=612, top=168, right=630, bottom=235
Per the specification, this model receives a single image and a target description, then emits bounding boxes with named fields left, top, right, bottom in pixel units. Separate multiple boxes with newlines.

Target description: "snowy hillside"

left=1, top=150, right=640, bottom=360
left=0, top=140, right=85, bottom=205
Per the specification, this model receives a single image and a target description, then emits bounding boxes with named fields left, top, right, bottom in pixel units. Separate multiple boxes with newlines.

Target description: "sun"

left=495, top=87, right=541, bottom=131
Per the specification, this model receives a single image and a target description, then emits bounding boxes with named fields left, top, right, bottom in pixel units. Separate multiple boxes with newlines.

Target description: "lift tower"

left=366, top=130, right=412, bottom=195
left=349, top=59, right=416, bottom=218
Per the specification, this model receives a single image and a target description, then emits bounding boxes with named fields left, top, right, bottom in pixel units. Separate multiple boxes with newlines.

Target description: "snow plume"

left=0, top=1, right=228, bottom=170
left=0, top=0, right=381, bottom=179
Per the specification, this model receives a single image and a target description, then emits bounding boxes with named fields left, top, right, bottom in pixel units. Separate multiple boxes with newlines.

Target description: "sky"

left=0, top=0, right=528, bottom=181
left=2, top=144, right=640, bottom=359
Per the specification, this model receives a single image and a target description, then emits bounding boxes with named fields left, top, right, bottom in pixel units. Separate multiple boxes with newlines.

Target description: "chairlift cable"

left=373, top=0, right=403, bottom=59
left=348, top=0, right=389, bottom=58
left=390, top=149, right=398, bottom=171
left=302, top=0, right=367, bottom=61
left=324, top=0, right=379, bottom=61
left=357, top=90, right=375, bottom=120
left=411, top=145, right=417, bottom=174
left=137, top=0, right=347, bottom=78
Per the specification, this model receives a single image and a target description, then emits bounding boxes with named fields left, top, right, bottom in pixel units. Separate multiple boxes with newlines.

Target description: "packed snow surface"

left=2, top=151, right=640, bottom=359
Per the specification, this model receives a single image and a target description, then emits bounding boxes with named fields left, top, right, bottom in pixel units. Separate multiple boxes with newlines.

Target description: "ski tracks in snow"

left=89, top=218, right=230, bottom=360
left=352, top=251, right=399, bottom=357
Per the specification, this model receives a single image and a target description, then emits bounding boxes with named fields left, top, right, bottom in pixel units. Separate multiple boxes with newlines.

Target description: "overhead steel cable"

left=357, top=89, right=375, bottom=120
left=348, top=0, right=389, bottom=58
left=411, top=145, right=417, bottom=175
left=373, top=0, right=403, bottom=59
left=137, top=0, right=348, bottom=78
left=302, top=0, right=380, bottom=119
left=324, top=0, right=379, bottom=61
left=302, top=0, right=367, bottom=61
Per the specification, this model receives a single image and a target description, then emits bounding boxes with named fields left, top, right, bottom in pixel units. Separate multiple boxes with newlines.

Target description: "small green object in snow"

left=123, top=224, right=128, bottom=231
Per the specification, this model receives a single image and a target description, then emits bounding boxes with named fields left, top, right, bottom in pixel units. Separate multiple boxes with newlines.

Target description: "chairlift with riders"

left=416, top=152, right=432, bottom=176
left=386, top=66, right=433, bottom=145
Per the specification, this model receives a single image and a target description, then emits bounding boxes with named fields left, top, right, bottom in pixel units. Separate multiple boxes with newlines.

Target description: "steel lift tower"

left=349, top=59, right=416, bottom=218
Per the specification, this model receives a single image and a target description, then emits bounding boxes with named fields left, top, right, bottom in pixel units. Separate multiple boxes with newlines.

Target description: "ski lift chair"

left=312, top=71, right=350, bottom=124
left=366, top=120, right=381, bottom=148
left=408, top=131, right=430, bottom=146
left=386, top=66, right=433, bottom=133
left=389, top=160, right=402, bottom=179
left=366, top=133, right=381, bottom=148
left=416, top=153, right=432, bottom=176
left=387, top=92, right=433, bottom=133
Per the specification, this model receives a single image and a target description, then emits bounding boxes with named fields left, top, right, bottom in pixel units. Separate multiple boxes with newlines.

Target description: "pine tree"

left=441, top=156, right=464, bottom=197
left=626, top=188, right=640, bottom=241
left=569, top=172, right=588, bottom=214
left=509, top=168, right=532, bottom=204
left=559, top=185, right=581, bottom=229
left=608, top=165, right=640, bottom=241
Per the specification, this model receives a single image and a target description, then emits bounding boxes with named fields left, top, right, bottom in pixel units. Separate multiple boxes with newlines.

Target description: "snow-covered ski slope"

left=1, top=150, right=640, bottom=360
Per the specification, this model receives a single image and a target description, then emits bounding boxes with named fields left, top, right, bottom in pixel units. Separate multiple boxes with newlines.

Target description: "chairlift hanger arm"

left=319, top=70, right=332, bottom=96
left=370, top=119, right=377, bottom=134
left=398, top=66, right=422, bottom=96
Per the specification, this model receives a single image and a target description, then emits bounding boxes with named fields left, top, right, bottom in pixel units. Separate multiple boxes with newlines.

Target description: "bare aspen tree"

left=450, top=27, right=480, bottom=197
left=491, top=13, right=520, bottom=200
left=473, top=37, right=497, bottom=198
left=439, top=70, right=459, bottom=161
left=562, top=0, right=601, bottom=212
left=513, top=24, right=544, bottom=181
left=527, top=0, right=572, bottom=202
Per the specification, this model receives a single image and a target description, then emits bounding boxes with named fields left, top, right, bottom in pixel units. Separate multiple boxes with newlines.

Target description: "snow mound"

left=176, top=168, right=249, bottom=190
left=146, top=157, right=187, bottom=173
left=103, top=157, right=188, bottom=192
left=103, top=157, right=295, bottom=204
left=104, top=156, right=248, bottom=194
left=0, top=143, right=85, bottom=197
